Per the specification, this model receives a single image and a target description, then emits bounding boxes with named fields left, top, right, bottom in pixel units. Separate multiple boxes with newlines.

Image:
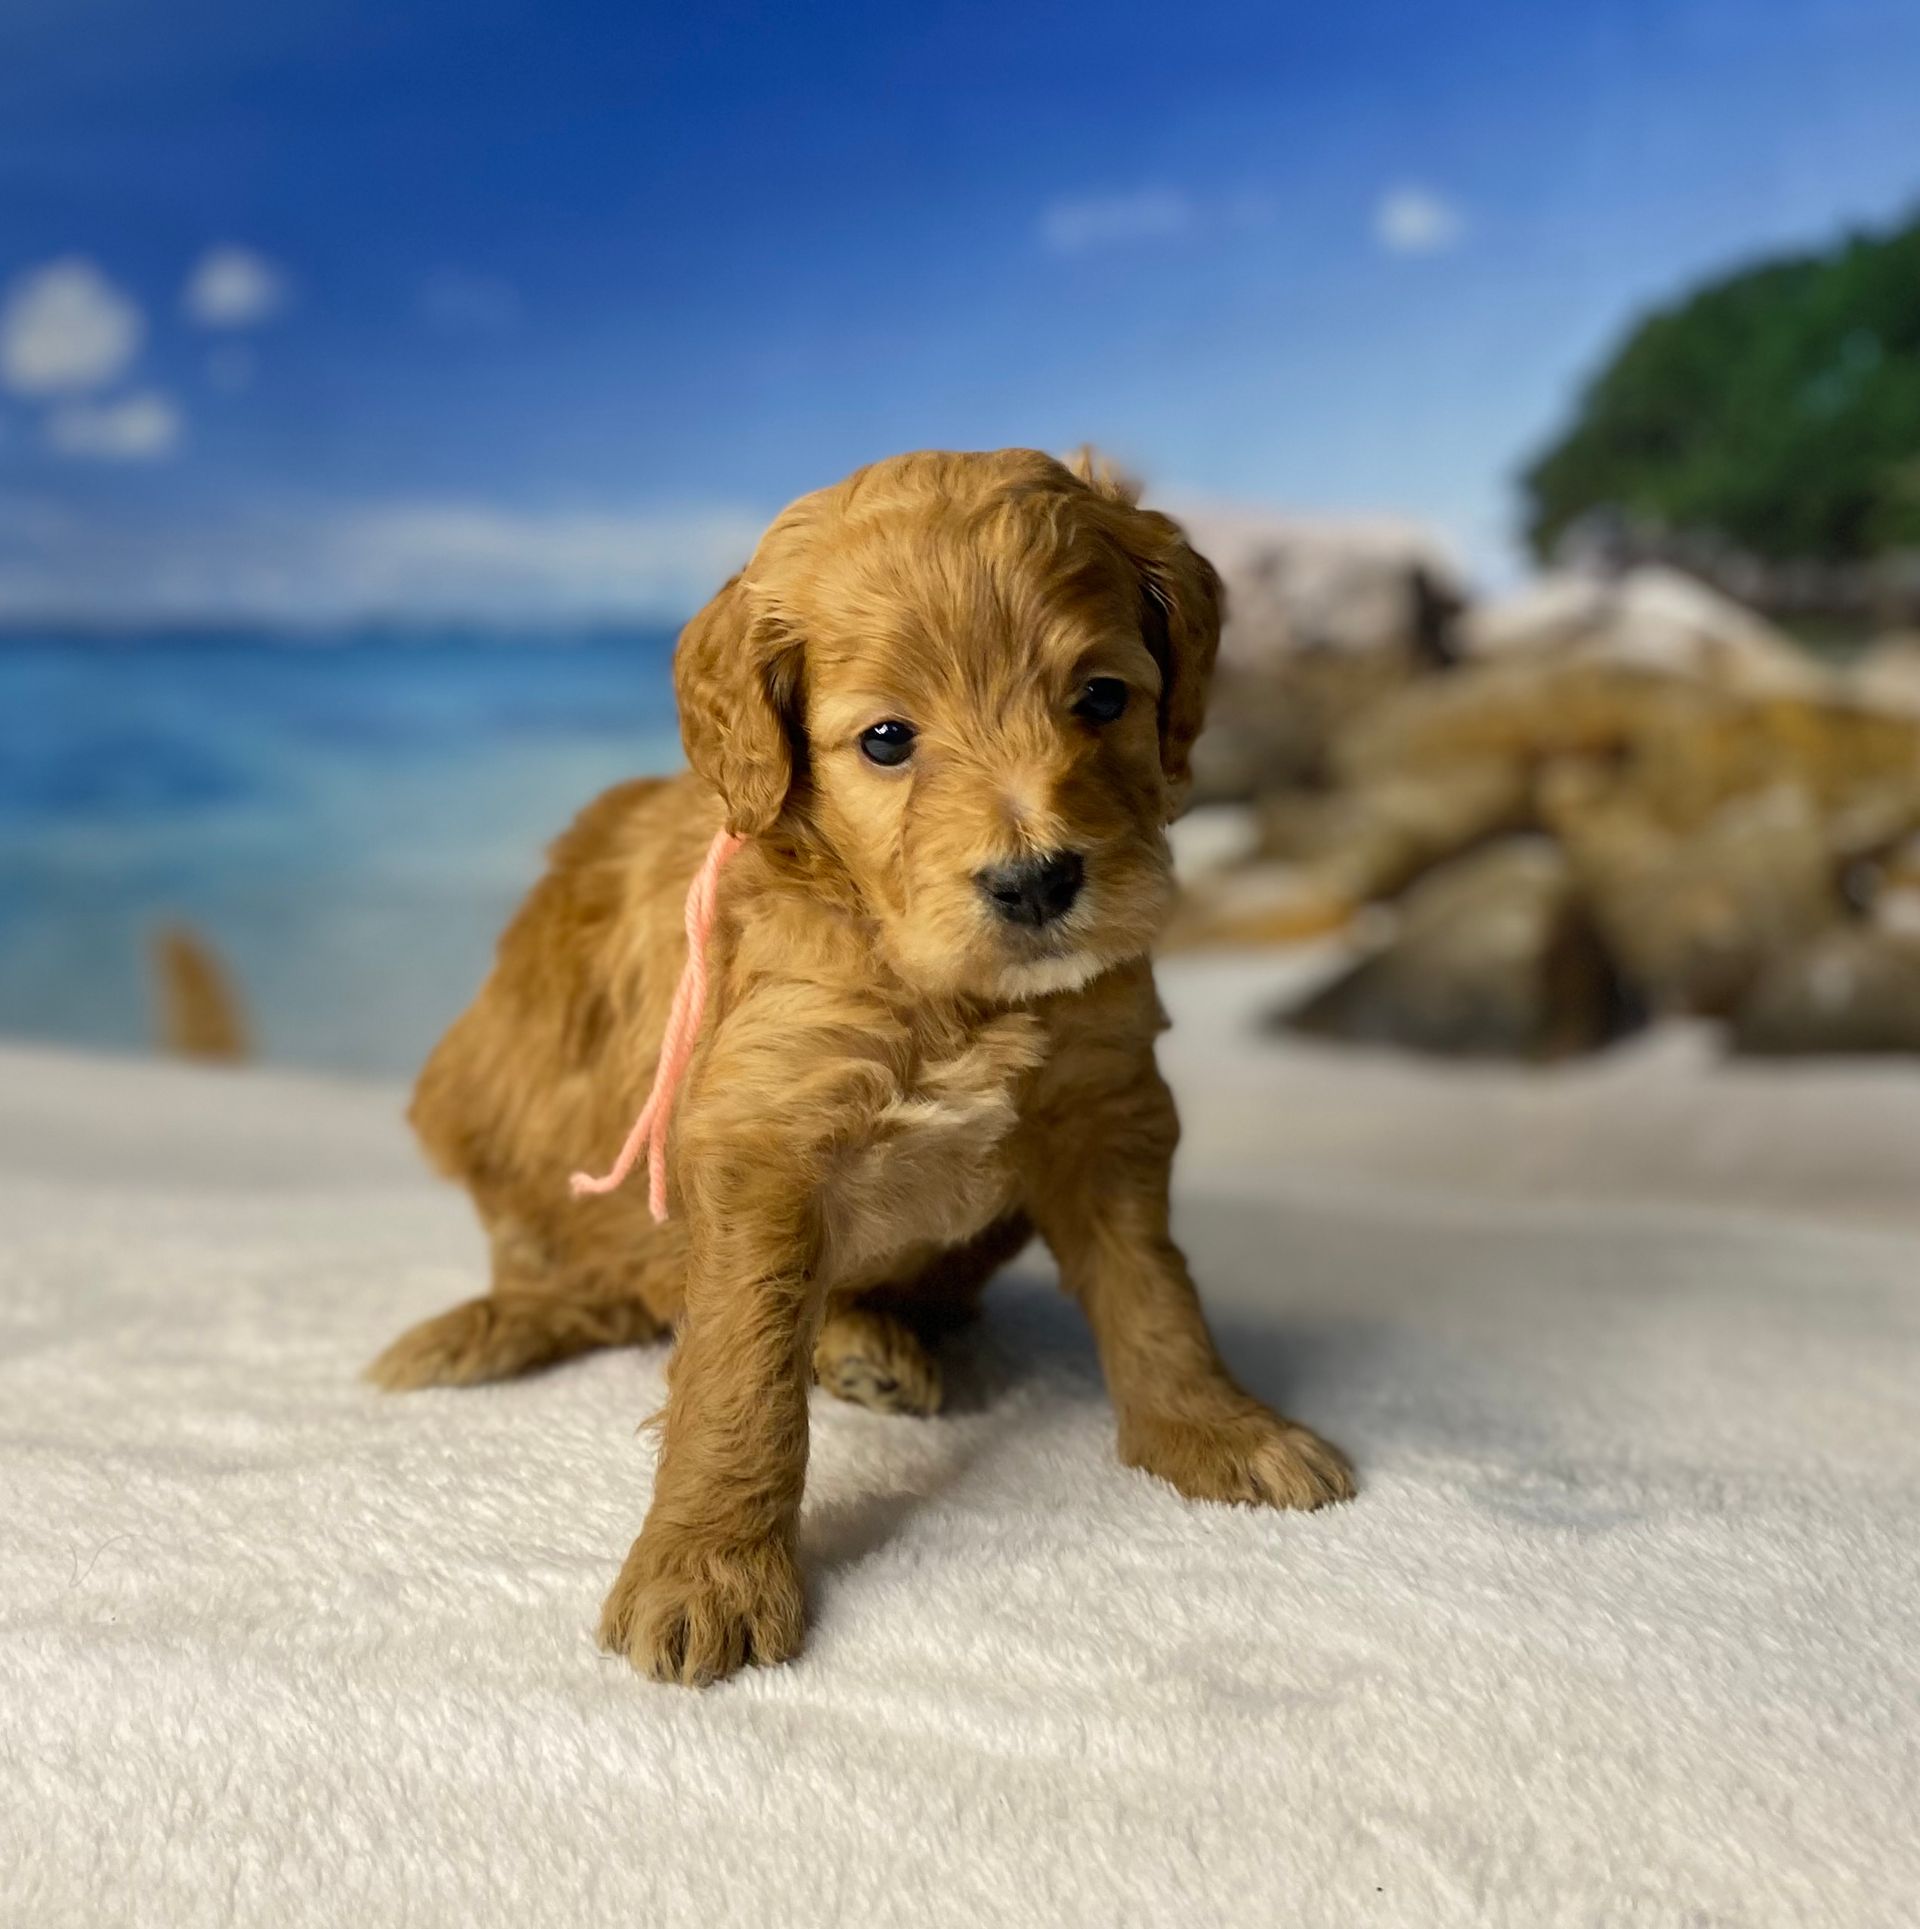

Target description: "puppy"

left=370, top=448, right=1353, bottom=1685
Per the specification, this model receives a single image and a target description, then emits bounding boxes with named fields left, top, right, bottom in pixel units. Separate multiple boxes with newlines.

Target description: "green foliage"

left=1524, top=215, right=1920, bottom=563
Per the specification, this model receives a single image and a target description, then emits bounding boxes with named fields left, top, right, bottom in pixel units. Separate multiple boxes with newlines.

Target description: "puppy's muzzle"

left=976, top=850, right=1085, bottom=929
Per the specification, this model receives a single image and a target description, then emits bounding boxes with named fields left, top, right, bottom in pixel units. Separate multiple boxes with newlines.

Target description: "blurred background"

left=7, top=0, right=1920, bottom=1075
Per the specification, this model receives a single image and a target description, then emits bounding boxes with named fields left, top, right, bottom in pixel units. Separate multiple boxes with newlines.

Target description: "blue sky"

left=2, top=0, right=1918, bottom=620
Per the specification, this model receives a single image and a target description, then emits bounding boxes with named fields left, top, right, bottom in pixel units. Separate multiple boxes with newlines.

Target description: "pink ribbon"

left=569, top=827, right=745, bottom=1222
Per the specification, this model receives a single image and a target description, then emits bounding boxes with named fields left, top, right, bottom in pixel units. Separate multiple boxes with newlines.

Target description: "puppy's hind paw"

left=364, top=1299, right=504, bottom=1390
left=813, top=1307, right=943, bottom=1416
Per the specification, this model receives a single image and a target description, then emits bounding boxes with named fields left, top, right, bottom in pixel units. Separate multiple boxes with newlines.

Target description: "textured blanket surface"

left=3, top=959, right=1917, bottom=1928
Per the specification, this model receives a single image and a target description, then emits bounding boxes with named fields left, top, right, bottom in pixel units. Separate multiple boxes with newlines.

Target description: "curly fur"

left=368, top=447, right=1352, bottom=1685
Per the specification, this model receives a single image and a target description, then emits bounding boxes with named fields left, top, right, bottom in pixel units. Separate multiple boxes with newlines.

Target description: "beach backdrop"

left=7, top=0, right=1920, bottom=1077
left=2, top=631, right=680, bottom=1071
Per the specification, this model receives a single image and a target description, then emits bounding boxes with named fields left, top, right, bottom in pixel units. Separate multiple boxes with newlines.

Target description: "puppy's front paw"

left=1121, top=1399, right=1355, bottom=1511
left=598, top=1530, right=806, bottom=1686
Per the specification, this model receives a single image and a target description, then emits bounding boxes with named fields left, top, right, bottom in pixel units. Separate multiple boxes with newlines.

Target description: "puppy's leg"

left=599, top=1001, right=864, bottom=1683
left=1024, top=1062, right=1353, bottom=1511
left=366, top=1217, right=671, bottom=1390
left=597, top=1220, right=818, bottom=1684
left=366, top=1290, right=664, bottom=1390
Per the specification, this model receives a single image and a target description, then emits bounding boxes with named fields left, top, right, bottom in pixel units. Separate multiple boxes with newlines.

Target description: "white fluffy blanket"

left=3, top=959, right=1916, bottom=1927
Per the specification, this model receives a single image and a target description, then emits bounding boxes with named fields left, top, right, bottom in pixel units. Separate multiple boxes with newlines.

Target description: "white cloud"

left=417, top=269, right=524, bottom=336
left=1040, top=189, right=1195, bottom=255
left=44, top=391, right=183, bottom=461
left=183, top=246, right=289, bottom=328
left=43, top=391, right=183, bottom=462
left=0, top=496, right=766, bottom=621
left=1374, top=186, right=1466, bottom=256
left=329, top=502, right=764, bottom=616
left=0, top=258, right=145, bottom=396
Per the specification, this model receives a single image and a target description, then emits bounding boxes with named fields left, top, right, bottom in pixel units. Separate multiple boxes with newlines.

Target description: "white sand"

left=3, top=956, right=1917, bottom=1927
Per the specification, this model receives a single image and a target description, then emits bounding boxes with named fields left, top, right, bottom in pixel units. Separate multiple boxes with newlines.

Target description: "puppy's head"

left=675, top=448, right=1220, bottom=1001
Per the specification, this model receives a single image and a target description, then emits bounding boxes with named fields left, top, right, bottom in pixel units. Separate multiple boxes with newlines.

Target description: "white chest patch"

left=820, top=1012, right=1045, bottom=1282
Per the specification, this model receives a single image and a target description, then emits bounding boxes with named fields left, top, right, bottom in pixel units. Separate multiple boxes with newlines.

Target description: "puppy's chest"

left=819, top=1010, right=1048, bottom=1280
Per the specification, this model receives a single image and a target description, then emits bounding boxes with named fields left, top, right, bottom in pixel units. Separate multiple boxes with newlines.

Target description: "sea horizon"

left=5, top=626, right=689, bottom=1075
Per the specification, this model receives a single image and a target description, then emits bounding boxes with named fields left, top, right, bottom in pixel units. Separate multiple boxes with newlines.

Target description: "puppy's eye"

left=1073, top=677, right=1130, bottom=725
left=858, top=720, right=917, bottom=767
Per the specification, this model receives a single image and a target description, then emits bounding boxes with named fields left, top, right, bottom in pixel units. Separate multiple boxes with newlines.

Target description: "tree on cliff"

left=1523, top=214, right=1920, bottom=565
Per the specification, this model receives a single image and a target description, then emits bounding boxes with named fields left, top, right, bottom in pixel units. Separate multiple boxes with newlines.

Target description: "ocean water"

left=0, top=632, right=685, bottom=1075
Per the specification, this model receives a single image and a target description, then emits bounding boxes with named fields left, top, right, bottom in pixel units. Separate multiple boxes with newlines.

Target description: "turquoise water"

left=0, top=632, right=684, bottom=1074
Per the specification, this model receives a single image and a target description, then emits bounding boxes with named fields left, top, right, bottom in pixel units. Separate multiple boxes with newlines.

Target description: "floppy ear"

left=672, top=573, right=803, bottom=836
left=1075, top=464, right=1223, bottom=817
left=1135, top=518, right=1222, bottom=815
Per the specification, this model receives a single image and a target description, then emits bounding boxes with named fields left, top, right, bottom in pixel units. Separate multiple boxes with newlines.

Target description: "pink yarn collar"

left=569, top=827, right=745, bottom=1222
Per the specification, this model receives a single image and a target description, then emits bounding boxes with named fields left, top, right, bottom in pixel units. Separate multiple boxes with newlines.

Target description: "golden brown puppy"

left=370, top=448, right=1353, bottom=1685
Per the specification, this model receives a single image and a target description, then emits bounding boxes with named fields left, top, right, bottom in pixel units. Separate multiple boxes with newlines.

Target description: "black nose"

left=976, top=851, right=1085, bottom=928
